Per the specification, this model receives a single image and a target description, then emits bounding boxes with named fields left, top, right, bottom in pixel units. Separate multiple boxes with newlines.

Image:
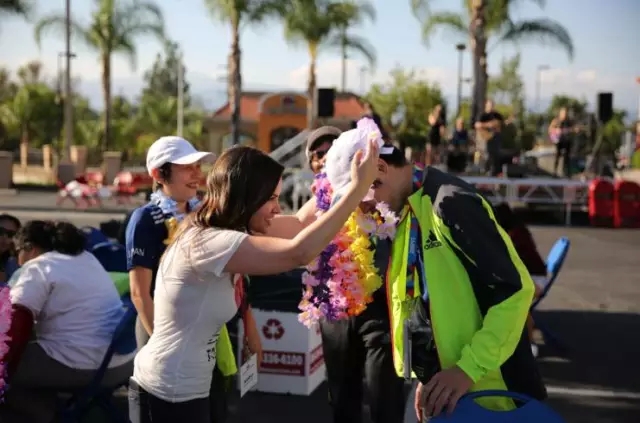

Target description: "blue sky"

left=1, top=0, right=639, bottom=114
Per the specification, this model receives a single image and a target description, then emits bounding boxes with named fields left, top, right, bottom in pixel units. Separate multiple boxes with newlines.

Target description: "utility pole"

left=63, top=0, right=73, bottom=160
left=177, top=51, right=184, bottom=137
left=455, top=43, right=466, bottom=117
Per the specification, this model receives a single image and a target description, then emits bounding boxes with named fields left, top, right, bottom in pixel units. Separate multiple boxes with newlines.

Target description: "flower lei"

left=150, top=190, right=200, bottom=244
left=0, top=284, right=11, bottom=400
left=298, top=173, right=398, bottom=327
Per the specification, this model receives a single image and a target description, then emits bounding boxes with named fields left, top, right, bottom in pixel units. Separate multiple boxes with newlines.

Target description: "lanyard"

left=406, top=212, right=429, bottom=302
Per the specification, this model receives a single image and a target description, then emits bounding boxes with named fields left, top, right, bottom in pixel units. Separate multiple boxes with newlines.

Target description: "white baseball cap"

left=324, top=117, right=394, bottom=204
left=146, top=136, right=214, bottom=175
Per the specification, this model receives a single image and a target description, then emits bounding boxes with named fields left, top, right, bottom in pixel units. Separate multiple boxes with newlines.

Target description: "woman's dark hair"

left=14, top=220, right=86, bottom=256
left=0, top=213, right=21, bottom=230
left=493, top=203, right=521, bottom=232
left=190, top=146, right=284, bottom=233
left=153, top=162, right=173, bottom=190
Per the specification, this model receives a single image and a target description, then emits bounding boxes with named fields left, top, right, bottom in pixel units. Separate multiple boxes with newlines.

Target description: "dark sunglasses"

left=0, top=227, right=16, bottom=238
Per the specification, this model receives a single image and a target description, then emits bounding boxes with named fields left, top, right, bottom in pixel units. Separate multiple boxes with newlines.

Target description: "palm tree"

left=411, top=0, right=573, bottom=121
left=326, top=1, right=376, bottom=92
left=204, top=0, right=283, bottom=146
left=279, top=0, right=359, bottom=127
left=34, top=0, right=166, bottom=150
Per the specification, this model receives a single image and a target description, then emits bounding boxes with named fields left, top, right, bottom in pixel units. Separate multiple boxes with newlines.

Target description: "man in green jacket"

left=359, top=146, right=546, bottom=419
left=318, top=117, right=546, bottom=420
left=269, top=119, right=546, bottom=420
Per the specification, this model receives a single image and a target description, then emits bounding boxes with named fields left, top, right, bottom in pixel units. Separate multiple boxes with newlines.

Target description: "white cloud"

left=2, top=54, right=145, bottom=81
left=576, top=69, right=597, bottom=83
left=527, top=67, right=639, bottom=112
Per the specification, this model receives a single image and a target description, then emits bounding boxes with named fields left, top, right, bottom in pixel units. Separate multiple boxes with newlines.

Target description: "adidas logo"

left=424, top=230, right=442, bottom=250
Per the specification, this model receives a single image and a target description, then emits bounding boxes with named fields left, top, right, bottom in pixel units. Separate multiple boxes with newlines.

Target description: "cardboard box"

left=237, top=308, right=325, bottom=396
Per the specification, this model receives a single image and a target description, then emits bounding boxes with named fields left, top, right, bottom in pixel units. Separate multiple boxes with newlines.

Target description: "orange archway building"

left=205, top=91, right=366, bottom=155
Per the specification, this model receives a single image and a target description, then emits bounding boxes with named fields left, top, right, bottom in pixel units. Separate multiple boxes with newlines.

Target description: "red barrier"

left=588, top=178, right=614, bottom=227
left=613, top=180, right=640, bottom=228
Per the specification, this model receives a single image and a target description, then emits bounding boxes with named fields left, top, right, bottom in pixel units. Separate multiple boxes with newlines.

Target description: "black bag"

left=406, top=298, right=441, bottom=384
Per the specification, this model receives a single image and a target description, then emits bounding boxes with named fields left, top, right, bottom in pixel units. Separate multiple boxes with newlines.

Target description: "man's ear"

left=377, top=158, right=389, bottom=174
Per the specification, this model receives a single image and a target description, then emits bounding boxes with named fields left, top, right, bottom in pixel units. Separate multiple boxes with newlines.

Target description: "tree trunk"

left=470, top=0, right=487, bottom=123
left=307, top=45, right=317, bottom=129
left=229, top=24, right=242, bottom=146
left=101, top=54, right=112, bottom=152
left=340, top=29, right=347, bottom=92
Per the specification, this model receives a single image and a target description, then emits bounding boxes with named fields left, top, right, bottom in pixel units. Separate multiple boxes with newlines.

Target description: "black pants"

left=320, top=315, right=406, bottom=423
left=485, top=136, right=502, bottom=176
left=128, top=378, right=210, bottom=423
left=128, top=367, right=230, bottom=423
left=554, top=139, right=572, bottom=177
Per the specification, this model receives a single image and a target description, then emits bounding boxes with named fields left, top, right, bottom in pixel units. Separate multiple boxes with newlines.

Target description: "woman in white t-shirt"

left=0, top=221, right=134, bottom=423
left=129, top=143, right=379, bottom=422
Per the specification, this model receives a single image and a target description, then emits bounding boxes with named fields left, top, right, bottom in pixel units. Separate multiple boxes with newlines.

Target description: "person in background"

left=0, top=213, right=20, bottom=283
left=265, top=133, right=408, bottom=423
left=548, top=107, right=576, bottom=177
left=426, top=104, right=446, bottom=165
left=1, top=221, right=133, bottom=423
left=362, top=102, right=390, bottom=141
left=306, top=126, right=342, bottom=174
left=128, top=143, right=378, bottom=423
left=475, top=99, right=504, bottom=176
left=125, top=136, right=261, bottom=423
left=447, top=117, right=469, bottom=173
left=493, top=203, right=546, bottom=350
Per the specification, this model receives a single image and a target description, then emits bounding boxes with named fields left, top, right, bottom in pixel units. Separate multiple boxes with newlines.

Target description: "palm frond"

left=324, top=32, right=376, bottom=69
left=419, top=11, right=467, bottom=46
left=0, top=0, right=33, bottom=18
left=494, top=18, right=574, bottom=59
left=33, top=15, right=94, bottom=50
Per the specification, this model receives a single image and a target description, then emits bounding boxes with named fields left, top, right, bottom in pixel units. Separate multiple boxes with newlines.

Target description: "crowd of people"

left=0, top=115, right=557, bottom=423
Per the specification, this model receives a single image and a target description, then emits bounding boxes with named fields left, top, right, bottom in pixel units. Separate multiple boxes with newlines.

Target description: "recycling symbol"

left=262, top=318, right=285, bottom=340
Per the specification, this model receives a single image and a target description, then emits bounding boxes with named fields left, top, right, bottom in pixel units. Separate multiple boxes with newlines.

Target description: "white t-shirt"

left=133, top=227, right=247, bottom=402
left=10, top=251, right=131, bottom=369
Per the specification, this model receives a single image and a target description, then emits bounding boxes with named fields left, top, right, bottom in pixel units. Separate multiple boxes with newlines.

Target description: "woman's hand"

left=349, top=139, right=379, bottom=195
left=244, top=309, right=263, bottom=364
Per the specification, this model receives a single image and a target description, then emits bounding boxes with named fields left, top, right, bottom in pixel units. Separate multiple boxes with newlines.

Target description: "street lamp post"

left=57, top=51, right=76, bottom=152
left=177, top=52, right=184, bottom=137
left=535, top=64, right=549, bottom=113
left=455, top=43, right=466, bottom=117
left=359, top=66, right=367, bottom=95
left=63, top=0, right=73, bottom=161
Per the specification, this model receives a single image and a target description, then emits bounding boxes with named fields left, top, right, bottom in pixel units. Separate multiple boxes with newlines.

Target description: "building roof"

left=211, top=91, right=366, bottom=121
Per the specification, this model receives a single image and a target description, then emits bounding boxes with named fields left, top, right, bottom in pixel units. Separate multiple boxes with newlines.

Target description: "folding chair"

left=430, top=390, right=565, bottom=422
left=56, top=299, right=137, bottom=423
left=531, top=237, right=571, bottom=353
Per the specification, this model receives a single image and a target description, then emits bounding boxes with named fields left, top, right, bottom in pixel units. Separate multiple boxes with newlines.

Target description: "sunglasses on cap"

left=0, top=227, right=16, bottom=238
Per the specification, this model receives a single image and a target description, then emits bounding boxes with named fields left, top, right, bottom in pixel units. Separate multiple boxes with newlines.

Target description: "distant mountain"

left=75, top=73, right=638, bottom=121
left=76, top=71, right=292, bottom=111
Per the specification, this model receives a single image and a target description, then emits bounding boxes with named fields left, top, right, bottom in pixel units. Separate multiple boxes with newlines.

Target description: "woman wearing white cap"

left=125, top=136, right=260, bottom=422
left=128, top=143, right=379, bottom=422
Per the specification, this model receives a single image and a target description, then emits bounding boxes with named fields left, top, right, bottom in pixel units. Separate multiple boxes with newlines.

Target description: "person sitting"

left=0, top=213, right=20, bottom=283
left=0, top=221, right=134, bottom=423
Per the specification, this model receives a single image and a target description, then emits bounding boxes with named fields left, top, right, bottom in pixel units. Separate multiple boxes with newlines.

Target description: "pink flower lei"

left=298, top=172, right=398, bottom=327
left=0, top=285, right=12, bottom=399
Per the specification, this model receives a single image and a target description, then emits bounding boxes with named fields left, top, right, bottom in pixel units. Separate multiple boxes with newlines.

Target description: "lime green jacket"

left=386, top=169, right=545, bottom=410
